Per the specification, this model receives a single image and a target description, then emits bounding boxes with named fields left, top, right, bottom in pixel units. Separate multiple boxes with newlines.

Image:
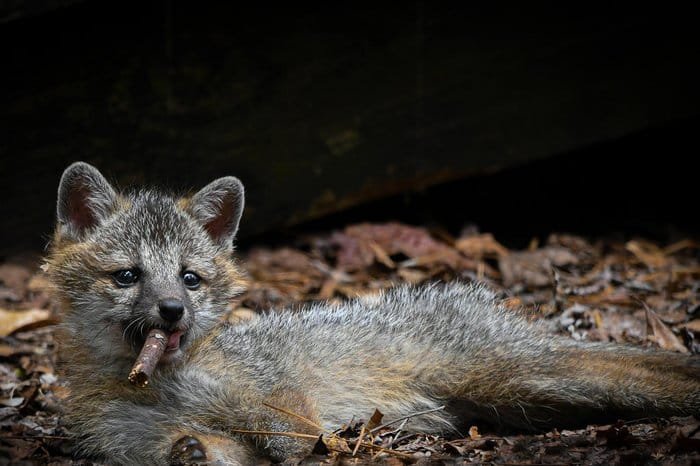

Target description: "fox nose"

left=158, top=298, right=184, bottom=322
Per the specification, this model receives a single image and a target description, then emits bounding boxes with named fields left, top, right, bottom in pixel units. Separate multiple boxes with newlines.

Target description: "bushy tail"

left=446, top=342, right=700, bottom=431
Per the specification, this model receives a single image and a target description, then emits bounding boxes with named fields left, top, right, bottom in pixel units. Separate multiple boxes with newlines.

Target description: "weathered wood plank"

left=1, top=3, right=699, bottom=253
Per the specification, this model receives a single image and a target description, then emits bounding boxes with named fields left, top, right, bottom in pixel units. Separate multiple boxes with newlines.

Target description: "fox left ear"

left=56, top=162, right=118, bottom=240
left=187, top=177, right=245, bottom=248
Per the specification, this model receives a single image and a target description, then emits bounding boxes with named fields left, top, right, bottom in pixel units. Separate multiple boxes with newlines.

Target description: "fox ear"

left=188, top=176, right=245, bottom=248
left=57, top=162, right=118, bottom=240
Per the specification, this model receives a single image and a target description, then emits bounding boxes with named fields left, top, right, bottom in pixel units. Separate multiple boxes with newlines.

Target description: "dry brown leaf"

left=468, top=426, right=481, bottom=440
left=573, top=285, right=637, bottom=306
left=324, top=435, right=352, bottom=454
left=683, top=320, right=700, bottom=333
left=333, top=223, right=469, bottom=271
left=0, top=343, right=37, bottom=357
left=626, top=241, right=669, bottom=269
left=396, top=268, right=427, bottom=284
left=366, top=409, right=384, bottom=431
left=0, top=264, right=32, bottom=294
left=592, top=309, right=604, bottom=329
left=26, top=274, right=51, bottom=293
left=672, top=266, right=700, bottom=278
left=645, top=307, right=689, bottom=353
left=500, top=247, right=579, bottom=288
left=663, top=239, right=700, bottom=255
left=501, top=297, right=523, bottom=310
left=455, top=233, right=509, bottom=258
left=0, top=397, right=24, bottom=407
left=367, top=241, right=395, bottom=269
left=311, top=435, right=329, bottom=455
left=0, top=308, right=52, bottom=337
left=317, top=279, right=338, bottom=299
left=228, top=307, right=258, bottom=324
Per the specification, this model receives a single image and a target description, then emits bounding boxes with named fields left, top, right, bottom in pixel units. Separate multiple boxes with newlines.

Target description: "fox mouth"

left=163, top=329, right=185, bottom=352
left=125, top=324, right=189, bottom=357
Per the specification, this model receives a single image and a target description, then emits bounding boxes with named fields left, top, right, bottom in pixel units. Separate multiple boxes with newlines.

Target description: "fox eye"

left=182, top=271, right=201, bottom=290
left=112, top=269, right=140, bottom=287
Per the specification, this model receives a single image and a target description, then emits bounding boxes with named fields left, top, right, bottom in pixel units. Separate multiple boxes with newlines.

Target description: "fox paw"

left=170, top=435, right=207, bottom=465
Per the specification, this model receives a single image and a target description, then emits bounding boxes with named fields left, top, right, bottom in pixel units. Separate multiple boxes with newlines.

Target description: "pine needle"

left=261, top=401, right=326, bottom=432
left=229, top=429, right=319, bottom=440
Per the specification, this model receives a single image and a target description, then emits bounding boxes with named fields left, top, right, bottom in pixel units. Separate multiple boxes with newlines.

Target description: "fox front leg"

left=169, top=432, right=254, bottom=466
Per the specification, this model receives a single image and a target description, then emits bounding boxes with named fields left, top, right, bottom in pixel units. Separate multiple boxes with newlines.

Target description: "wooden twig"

left=128, top=328, right=167, bottom=387
left=372, top=417, right=408, bottom=461
left=388, top=418, right=408, bottom=448
left=350, top=441, right=414, bottom=459
left=392, top=433, right=419, bottom=444
left=351, top=424, right=367, bottom=456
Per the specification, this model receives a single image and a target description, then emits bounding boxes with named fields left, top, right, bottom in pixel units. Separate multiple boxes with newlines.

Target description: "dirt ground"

left=1, top=222, right=699, bottom=465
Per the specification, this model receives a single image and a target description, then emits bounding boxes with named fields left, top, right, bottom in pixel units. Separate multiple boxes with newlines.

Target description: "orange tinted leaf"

left=0, top=309, right=52, bottom=337
left=645, top=307, right=688, bottom=353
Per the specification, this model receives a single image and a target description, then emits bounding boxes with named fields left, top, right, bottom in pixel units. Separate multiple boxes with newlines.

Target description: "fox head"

left=48, top=162, right=247, bottom=372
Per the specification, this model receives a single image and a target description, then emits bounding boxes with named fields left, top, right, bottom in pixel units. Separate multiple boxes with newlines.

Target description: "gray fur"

left=49, top=163, right=700, bottom=465
left=56, top=187, right=240, bottom=375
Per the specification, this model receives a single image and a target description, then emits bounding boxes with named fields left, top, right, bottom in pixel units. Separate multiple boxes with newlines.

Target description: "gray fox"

left=47, top=162, right=700, bottom=465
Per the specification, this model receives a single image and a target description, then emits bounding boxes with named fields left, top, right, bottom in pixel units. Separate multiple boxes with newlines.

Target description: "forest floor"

left=1, top=222, right=699, bottom=465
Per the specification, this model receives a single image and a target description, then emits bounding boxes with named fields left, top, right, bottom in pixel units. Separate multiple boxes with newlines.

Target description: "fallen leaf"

left=0, top=264, right=31, bottom=296
left=0, top=438, right=40, bottom=461
left=455, top=233, right=509, bottom=258
left=26, top=274, right=51, bottom=293
left=228, top=308, right=258, bottom=324
left=0, top=309, right=52, bottom=337
left=500, top=247, right=578, bottom=288
left=443, top=441, right=468, bottom=455
left=366, top=241, right=395, bottom=269
left=0, top=343, right=37, bottom=357
left=595, top=422, right=632, bottom=447
left=311, top=435, right=330, bottom=455
left=316, top=279, right=338, bottom=299
left=40, top=373, right=58, bottom=386
left=645, top=306, right=689, bottom=353
left=592, top=309, right=604, bottom=329
left=332, top=223, right=469, bottom=271
left=683, top=320, right=700, bottom=333
left=0, top=397, right=24, bottom=407
left=663, top=239, right=700, bottom=255
left=396, top=268, right=427, bottom=284
left=366, top=409, right=384, bottom=431
left=626, top=240, right=669, bottom=269
left=324, top=435, right=352, bottom=453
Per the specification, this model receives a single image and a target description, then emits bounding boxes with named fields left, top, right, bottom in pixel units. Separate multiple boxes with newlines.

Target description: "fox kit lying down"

left=47, top=162, right=699, bottom=465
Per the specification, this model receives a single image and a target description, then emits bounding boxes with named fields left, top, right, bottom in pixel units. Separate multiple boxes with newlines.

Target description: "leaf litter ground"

left=1, top=223, right=699, bottom=464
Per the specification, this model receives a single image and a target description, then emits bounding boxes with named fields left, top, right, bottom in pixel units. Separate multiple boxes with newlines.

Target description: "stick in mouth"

left=128, top=328, right=168, bottom=387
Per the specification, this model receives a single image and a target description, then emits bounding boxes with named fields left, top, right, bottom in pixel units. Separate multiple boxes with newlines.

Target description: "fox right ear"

left=187, top=176, right=245, bottom=249
left=57, top=162, right=118, bottom=240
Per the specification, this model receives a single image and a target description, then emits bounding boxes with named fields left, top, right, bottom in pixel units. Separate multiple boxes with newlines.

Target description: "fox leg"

left=170, top=431, right=253, bottom=466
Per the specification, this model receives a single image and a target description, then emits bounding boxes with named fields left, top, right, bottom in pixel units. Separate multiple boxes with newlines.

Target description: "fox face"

left=48, top=163, right=246, bottom=369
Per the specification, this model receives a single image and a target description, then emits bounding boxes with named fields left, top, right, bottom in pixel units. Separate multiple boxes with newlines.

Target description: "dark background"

left=1, top=2, right=699, bottom=255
